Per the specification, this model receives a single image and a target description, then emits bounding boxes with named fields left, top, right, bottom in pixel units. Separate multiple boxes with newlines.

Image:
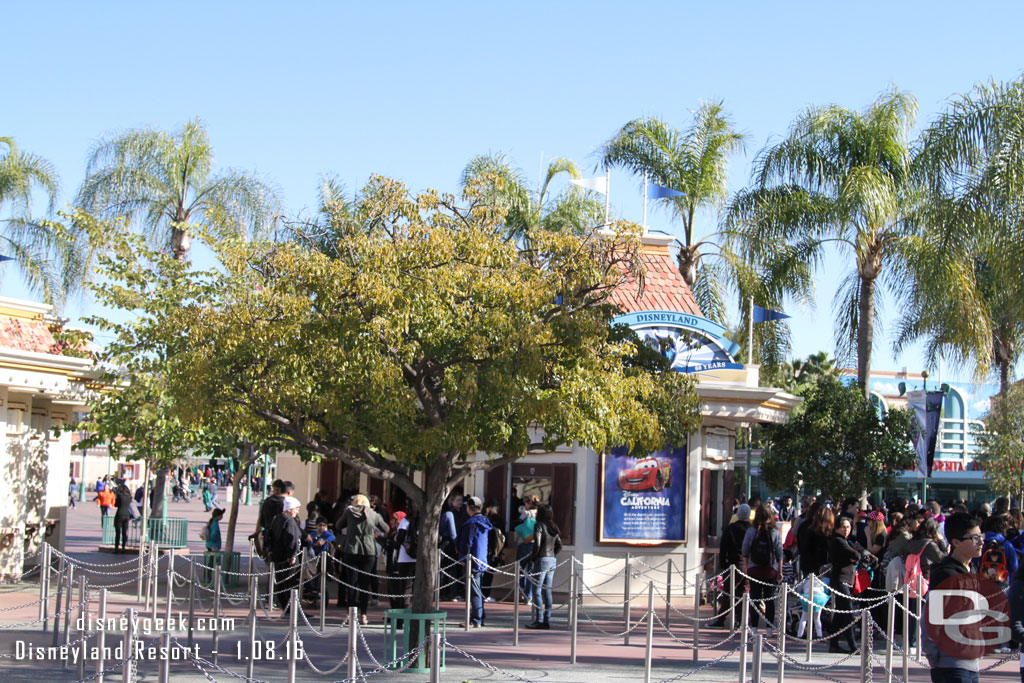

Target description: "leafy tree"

left=759, top=376, right=915, bottom=500
left=897, top=77, right=1024, bottom=393
left=82, top=174, right=702, bottom=616
left=727, top=89, right=919, bottom=393
left=776, top=351, right=842, bottom=397
left=0, top=137, right=77, bottom=303
left=76, top=118, right=281, bottom=261
left=976, top=383, right=1024, bottom=510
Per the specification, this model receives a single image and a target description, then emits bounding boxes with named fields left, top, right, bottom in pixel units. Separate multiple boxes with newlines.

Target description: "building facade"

left=0, top=297, right=96, bottom=581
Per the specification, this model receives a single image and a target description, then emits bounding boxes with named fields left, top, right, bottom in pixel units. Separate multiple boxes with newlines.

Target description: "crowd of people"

left=247, top=481, right=563, bottom=629
left=718, top=494, right=1024, bottom=683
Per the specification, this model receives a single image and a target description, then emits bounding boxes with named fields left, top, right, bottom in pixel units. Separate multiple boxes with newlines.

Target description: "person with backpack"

left=828, top=515, right=868, bottom=654
left=526, top=503, right=562, bottom=630
left=386, top=510, right=416, bottom=609
left=980, top=513, right=1022, bottom=587
left=482, top=499, right=506, bottom=603
left=741, top=504, right=783, bottom=633
left=712, top=503, right=752, bottom=628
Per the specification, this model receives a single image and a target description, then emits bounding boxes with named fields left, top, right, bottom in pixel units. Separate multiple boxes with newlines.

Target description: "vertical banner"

left=599, top=445, right=686, bottom=544
left=907, top=390, right=944, bottom=478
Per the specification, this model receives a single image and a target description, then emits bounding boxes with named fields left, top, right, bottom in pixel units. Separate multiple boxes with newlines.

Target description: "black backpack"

left=750, top=530, right=773, bottom=566
left=402, top=519, right=418, bottom=559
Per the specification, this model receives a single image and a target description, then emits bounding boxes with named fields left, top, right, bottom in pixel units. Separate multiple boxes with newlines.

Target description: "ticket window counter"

left=487, top=462, right=576, bottom=546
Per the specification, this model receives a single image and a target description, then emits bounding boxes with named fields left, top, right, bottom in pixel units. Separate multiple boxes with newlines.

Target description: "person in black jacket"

left=712, top=504, right=752, bottom=628
left=112, top=483, right=134, bottom=553
left=828, top=516, right=866, bottom=654
left=526, top=504, right=562, bottom=630
left=270, top=496, right=304, bottom=613
left=797, top=502, right=832, bottom=576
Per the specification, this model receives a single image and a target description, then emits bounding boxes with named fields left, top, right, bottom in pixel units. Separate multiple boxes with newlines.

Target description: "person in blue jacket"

left=456, top=496, right=493, bottom=627
left=981, top=514, right=1024, bottom=585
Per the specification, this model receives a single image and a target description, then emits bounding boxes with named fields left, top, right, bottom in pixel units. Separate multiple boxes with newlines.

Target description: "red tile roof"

left=610, top=249, right=703, bottom=317
left=0, top=317, right=64, bottom=355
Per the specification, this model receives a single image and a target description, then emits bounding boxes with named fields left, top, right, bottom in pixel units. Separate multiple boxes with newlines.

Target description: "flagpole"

left=604, top=168, right=611, bottom=226
left=747, top=297, right=754, bottom=366
left=642, top=172, right=648, bottom=230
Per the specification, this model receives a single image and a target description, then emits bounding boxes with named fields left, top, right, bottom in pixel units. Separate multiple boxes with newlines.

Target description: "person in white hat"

left=270, top=496, right=303, bottom=613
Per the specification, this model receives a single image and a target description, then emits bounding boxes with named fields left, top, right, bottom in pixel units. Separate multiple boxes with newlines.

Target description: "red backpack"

left=980, top=539, right=1009, bottom=584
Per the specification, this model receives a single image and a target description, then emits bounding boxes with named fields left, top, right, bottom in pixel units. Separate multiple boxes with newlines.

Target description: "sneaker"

left=458, top=622, right=483, bottom=628
left=525, top=621, right=550, bottom=630
left=451, top=596, right=462, bottom=602
left=484, top=597, right=496, bottom=603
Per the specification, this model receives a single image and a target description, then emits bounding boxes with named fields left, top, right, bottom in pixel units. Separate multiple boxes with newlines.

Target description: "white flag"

left=570, top=176, right=608, bottom=194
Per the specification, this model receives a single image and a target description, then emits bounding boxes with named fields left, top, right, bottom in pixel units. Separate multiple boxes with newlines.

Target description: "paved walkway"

left=1, top=499, right=1019, bottom=681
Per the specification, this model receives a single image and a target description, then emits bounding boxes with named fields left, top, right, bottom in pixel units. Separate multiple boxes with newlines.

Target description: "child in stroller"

left=303, top=516, right=336, bottom=602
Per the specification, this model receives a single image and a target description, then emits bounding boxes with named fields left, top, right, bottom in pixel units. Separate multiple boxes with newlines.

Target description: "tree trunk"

left=856, top=275, right=876, bottom=396
left=152, top=469, right=167, bottom=519
left=171, top=227, right=191, bottom=260
left=676, top=245, right=700, bottom=288
left=410, top=455, right=454, bottom=615
left=225, top=443, right=258, bottom=555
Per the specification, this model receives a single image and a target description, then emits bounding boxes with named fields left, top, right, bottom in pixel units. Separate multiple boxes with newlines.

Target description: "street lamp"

left=78, top=428, right=87, bottom=502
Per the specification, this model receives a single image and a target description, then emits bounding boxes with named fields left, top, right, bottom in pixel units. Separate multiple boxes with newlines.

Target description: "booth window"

left=510, top=462, right=576, bottom=545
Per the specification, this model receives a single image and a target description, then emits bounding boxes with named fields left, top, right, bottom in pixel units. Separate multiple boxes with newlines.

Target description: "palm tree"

left=726, top=89, right=919, bottom=393
left=598, top=101, right=749, bottom=323
left=76, top=118, right=281, bottom=261
left=458, top=153, right=605, bottom=241
left=0, top=137, right=71, bottom=302
left=895, top=77, right=1024, bottom=394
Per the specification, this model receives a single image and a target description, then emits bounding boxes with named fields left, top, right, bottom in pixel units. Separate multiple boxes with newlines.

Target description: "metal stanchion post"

left=513, top=559, right=520, bottom=647
left=144, top=542, right=153, bottom=612
left=248, top=538, right=255, bottom=597
left=347, top=606, right=358, bottom=681
left=738, top=593, right=749, bottom=683
left=570, top=566, right=579, bottom=664
left=915, top=575, right=923, bottom=662
left=567, top=568, right=575, bottom=662
left=429, top=632, right=441, bottom=683
left=39, top=543, right=48, bottom=624
left=806, top=574, right=815, bottom=663
left=902, top=582, right=910, bottom=682
left=122, top=607, right=135, bottom=683
left=434, top=549, right=441, bottom=611
left=212, top=569, right=222, bottom=666
left=623, top=551, right=632, bottom=646
left=77, top=574, right=88, bottom=677
left=136, top=540, right=145, bottom=603
left=665, top=558, right=672, bottom=628
left=643, top=582, right=654, bottom=683
left=728, top=564, right=737, bottom=634
left=158, top=632, right=170, bottom=683
left=464, top=556, right=471, bottom=630
left=885, top=593, right=895, bottom=683
left=52, top=554, right=66, bottom=644
left=62, top=565, right=74, bottom=650
left=186, top=560, right=196, bottom=650
left=288, top=589, right=299, bottom=683
left=682, top=553, right=688, bottom=596
left=692, top=569, right=701, bottom=662
left=752, top=633, right=763, bottom=683
left=860, top=608, right=871, bottom=683
left=247, top=581, right=258, bottom=682
left=776, top=582, right=787, bottom=683
left=320, top=550, right=327, bottom=630
left=95, top=588, right=108, bottom=683
left=150, top=544, right=158, bottom=622
left=165, top=548, right=174, bottom=622
left=299, top=550, right=307, bottom=603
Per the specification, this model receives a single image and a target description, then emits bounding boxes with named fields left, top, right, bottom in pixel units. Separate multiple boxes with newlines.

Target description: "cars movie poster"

left=599, top=445, right=686, bottom=543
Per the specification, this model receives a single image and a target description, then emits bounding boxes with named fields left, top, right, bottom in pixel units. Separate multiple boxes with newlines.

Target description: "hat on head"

left=466, top=495, right=483, bottom=509
left=736, top=504, right=752, bottom=521
left=283, top=496, right=302, bottom=511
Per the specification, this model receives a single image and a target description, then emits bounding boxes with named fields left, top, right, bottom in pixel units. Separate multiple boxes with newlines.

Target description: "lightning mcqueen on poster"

left=600, top=446, right=686, bottom=544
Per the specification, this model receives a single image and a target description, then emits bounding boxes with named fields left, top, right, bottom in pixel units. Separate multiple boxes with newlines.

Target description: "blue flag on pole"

left=752, top=304, right=790, bottom=323
left=0, top=255, right=13, bottom=263
left=649, top=183, right=684, bottom=199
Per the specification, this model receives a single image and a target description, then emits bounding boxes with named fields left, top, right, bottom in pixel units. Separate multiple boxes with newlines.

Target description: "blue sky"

left=4, top=3, right=1023, bottom=389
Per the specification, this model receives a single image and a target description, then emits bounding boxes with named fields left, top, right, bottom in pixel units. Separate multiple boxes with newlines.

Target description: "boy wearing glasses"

left=921, top=512, right=985, bottom=682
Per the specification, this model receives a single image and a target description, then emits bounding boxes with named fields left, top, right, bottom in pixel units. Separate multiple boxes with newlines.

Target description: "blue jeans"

left=532, top=556, right=557, bottom=623
left=930, top=669, right=978, bottom=683
left=468, top=571, right=485, bottom=625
